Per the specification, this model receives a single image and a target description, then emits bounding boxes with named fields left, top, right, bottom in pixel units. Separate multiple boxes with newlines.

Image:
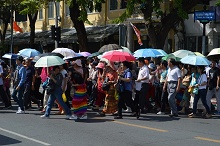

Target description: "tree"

left=19, top=0, right=45, bottom=48
left=0, top=1, right=11, bottom=48
left=114, top=0, right=200, bottom=49
left=61, top=0, right=104, bottom=52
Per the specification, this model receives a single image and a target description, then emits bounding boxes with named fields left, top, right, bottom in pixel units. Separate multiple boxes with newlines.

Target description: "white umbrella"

left=52, top=48, right=78, bottom=58
left=35, top=56, right=65, bottom=67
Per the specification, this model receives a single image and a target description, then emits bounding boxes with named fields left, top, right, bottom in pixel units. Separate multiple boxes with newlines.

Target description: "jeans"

left=12, top=85, right=25, bottom=111
left=206, top=88, right=220, bottom=112
left=193, top=89, right=211, bottom=114
left=45, top=88, right=71, bottom=117
left=23, top=85, right=31, bottom=108
left=167, top=82, right=178, bottom=115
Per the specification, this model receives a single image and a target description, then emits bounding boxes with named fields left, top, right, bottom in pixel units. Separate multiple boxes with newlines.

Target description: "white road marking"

left=0, top=127, right=51, bottom=146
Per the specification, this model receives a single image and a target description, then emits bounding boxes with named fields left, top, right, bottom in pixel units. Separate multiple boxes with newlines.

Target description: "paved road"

left=0, top=104, right=220, bottom=146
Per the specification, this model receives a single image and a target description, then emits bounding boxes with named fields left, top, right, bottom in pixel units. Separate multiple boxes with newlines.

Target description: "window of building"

left=39, top=9, right=43, bottom=20
left=120, top=0, right=127, bottom=9
left=55, top=2, right=60, bottom=16
left=65, top=4, right=70, bottom=16
left=48, top=2, right=54, bottom=19
left=110, top=0, right=118, bottom=10
left=15, top=11, right=27, bottom=22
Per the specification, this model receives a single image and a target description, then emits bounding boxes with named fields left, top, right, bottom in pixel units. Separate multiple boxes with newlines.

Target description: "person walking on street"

left=41, top=66, right=72, bottom=119
left=188, top=66, right=212, bottom=118
left=23, top=58, right=35, bottom=110
left=163, top=58, right=182, bottom=117
left=12, top=56, right=26, bottom=114
left=115, top=61, right=136, bottom=119
left=0, top=63, right=11, bottom=108
left=206, top=60, right=220, bottom=115
left=135, top=57, right=150, bottom=119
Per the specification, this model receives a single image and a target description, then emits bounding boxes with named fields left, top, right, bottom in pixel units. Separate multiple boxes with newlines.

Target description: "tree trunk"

left=28, top=13, right=38, bottom=48
left=146, top=0, right=200, bottom=50
left=69, top=0, right=88, bottom=52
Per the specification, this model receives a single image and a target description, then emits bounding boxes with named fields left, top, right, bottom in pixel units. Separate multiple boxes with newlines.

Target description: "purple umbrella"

left=79, top=52, right=91, bottom=57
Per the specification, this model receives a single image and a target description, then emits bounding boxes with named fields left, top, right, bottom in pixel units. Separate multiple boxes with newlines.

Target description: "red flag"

left=13, top=21, right=23, bottom=33
left=130, top=22, right=143, bottom=46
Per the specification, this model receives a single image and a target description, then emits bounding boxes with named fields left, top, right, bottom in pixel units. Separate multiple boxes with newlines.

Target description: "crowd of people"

left=0, top=54, right=219, bottom=120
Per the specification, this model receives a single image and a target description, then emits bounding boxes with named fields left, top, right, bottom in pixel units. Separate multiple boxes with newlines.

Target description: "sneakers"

left=169, top=114, right=178, bottom=117
left=79, top=114, right=87, bottom=120
left=157, top=111, right=165, bottom=115
left=16, top=107, right=25, bottom=114
left=16, top=109, right=25, bottom=114
left=205, top=114, right=212, bottom=119
left=69, top=114, right=78, bottom=120
left=188, top=113, right=196, bottom=118
left=40, top=115, right=49, bottom=119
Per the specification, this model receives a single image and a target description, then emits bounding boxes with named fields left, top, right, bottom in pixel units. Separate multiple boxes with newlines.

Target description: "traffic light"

left=51, top=25, right=61, bottom=42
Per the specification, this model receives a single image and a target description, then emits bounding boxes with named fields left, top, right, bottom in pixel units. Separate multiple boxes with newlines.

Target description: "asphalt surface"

left=1, top=102, right=220, bottom=146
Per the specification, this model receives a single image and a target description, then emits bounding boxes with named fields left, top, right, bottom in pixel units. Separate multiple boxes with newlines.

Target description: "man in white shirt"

left=163, top=58, right=182, bottom=117
left=135, top=57, right=150, bottom=118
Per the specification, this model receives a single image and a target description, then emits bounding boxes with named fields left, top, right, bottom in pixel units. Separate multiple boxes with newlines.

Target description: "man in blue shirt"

left=12, top=56, right=26, bottom=114
left=23, top=58, right=35, bottom=110
left=115, top=61, right=136, bottom=119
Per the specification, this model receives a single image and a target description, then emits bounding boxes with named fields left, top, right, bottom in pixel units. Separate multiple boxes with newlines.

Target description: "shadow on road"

left=0, top=134, right=22, bottom=145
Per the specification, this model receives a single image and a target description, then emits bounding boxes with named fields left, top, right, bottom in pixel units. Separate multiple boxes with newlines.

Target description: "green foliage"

left=19, top=0, right=45, bottom=15
left=66, top=0, right=105, bottom=24
left=216, top=0, right=220, bottom=6
left=115, top=0, right=190, bottom=23
left=173, top=0, right=188, bottom=19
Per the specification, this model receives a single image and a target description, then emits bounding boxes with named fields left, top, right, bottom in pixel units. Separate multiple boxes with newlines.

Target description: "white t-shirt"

left=0, top=65, right=3, bottom=85
left=137, top=65, right=149, bottom=83
left=167, top=66, right=182, bottom=82
left=197, top=73, right=207, bottom=90
left=60, top=69, right=68, bottom=91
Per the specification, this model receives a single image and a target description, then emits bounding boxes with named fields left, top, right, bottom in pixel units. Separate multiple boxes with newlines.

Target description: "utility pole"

left=54, top=1, right=59, bottom=48
left=10, top=2, right=13, bottom=68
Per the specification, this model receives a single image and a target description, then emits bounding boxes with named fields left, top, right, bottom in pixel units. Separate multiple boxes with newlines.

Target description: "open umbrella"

left=35, top=56, right=65, bottom=67
left=98, top=44, right=122, bottom=53
left=88, top=52, right=102, bottom=58
left=156, top=49, right=168, bottom=57
left=180, top=56, right=210, bottom=66
left=52, top=48, right=78, bottom=58
left=63, top=53, right=83, bottom=61
left=33, top=52, right=64, bottom=62
left=102, top=50, right=136, bottom=62
left=162, top=53, right=181, bottom=61
left=18, top=48, right=41, bottom=58
left=79, top=52, right=91, bottom=57
left=194, top=52, right=204, bottom=57
left=173, top=50, right=195, bottom=59
left=207, top=48, right=220, bottom=59
left=133, top=48, right=161, bottom=58
left=2, top=53, right=19, bottom=59
left=121, top=46, right=133, bottom=54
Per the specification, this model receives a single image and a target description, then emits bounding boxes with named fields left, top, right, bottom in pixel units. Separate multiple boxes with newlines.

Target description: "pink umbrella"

left=102, top=50, right=136, bottom=62
left=79, top=52, right=91, bottom=57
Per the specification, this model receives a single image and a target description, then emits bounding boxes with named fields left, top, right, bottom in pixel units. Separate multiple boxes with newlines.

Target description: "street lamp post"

left=10, top=2, right=13, bottom=68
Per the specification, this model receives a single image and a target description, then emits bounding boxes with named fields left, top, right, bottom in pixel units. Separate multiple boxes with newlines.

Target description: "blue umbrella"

left=156, top=49, right=168, bottom=57
left=133, top=48, right=161, bottom=58
left=2, top=53, right=19, bottom=59
left=18, top=48, right=41, bottom=58
left=180, top=56, right=210, bottom=66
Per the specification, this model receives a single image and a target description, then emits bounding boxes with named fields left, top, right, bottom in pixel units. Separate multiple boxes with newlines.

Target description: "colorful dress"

left=71, top=71, right=88, bottom=116
left=102, top=67, right=118, bottom=114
